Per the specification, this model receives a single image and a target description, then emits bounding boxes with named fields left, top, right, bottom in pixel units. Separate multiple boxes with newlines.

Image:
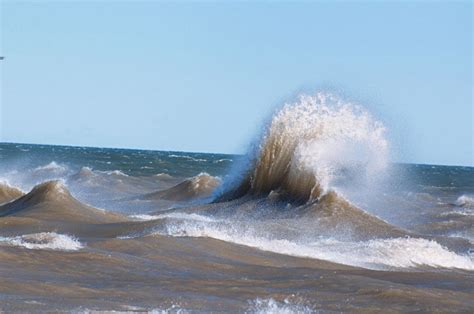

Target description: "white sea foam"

left=154, top=217, right=474, bottom=271
left=34, top=161, right=68, bottom=173
left=214, top=158, right=233, bottom=163
left=73, top=305, right=186, bottom=314
left=455, top=195, right=474, bottom=208
left=288, top=95, right=388, bottom=194
left=442, top=209, right=474, bottom=217
left=131, top=212, right=217, bottom=223
left=0, top=232, right=83, bottom=251
left=155, top=173, right=173, bottom=179
left=219, top=92, right=389, bottom=203
left=246, top=298, right=313, bottom=314
left=0, top=179, right=24, bottom=192
left=0, top=161, right=71, bottom=192
left=130, top=214, right=161, bottom=221
left=102, top=170, right=129, bottom=177
left=168, top=154, right=207, bottom=162
left=449, top=231, right=474, bottom=243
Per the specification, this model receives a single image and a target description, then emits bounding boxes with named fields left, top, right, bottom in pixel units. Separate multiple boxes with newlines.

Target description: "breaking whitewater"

left=0, top=93, right=473, bottom=312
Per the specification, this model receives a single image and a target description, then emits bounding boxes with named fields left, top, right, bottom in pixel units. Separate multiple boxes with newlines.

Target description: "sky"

left=0, top=1, right=472, bottom=166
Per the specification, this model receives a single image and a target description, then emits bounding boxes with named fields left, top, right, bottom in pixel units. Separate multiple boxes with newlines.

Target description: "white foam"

left=131, top=212, right=217, bottom=223
left=0, top=180, right=25, bottom=193
left=155, top=173, right=173, bottom=179
left=103, top=170, right=129, bottom=177
left=214, top=158, right=233, bottom=163
left=0, top=232, right=83, bottom=251
left=0, top=162, right=72, bottom=192
left=130, top=214, right=162, bottom=221
left=286, top=94, right=388, bottom=194
left=247, top=298, right=313, bottom=314
left=34, top=161, right=68, bottom=173
left=221, top=92, right=390, bottom=202
left=455, top=195, right=474, bottom=208
left=168, top=154, right=207, bottom=162
left=73, top=305, right=185, bottom=314
left=442, top=208, right=474, bottom=217
left=449, top=231, right=474, bottom=243
left=156, top=220, right=474, bottom=271
left=150, top=305, right=187, bottom=314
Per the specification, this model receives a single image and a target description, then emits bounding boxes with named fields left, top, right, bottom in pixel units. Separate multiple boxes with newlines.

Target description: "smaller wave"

left=0, top=180, right=125, bottom=223
left=102, top=170, right=129, bottom=177
left=74, top=304, right=184, bottom=314
left=0, top=181, right=24, bottom=204
left=0, top=161, right=73, bottom=192
left=130, top=212, right=217, bottom=223
left=118, top=213, right=217, bottom=240
left=34, top=161, right=68, bottom=173
left=0, top=232, right=83, bottom=251
left=246, top=298, right=313, bottom=314
left=155, top=173, right=174, bottom=180
left=142, top=173, right=221, bottom=201
left=168, top=154, right=207, bottom=162
left=70, top=167, right=96, bottom=180
left=140, top=166, right=154, bottom=170
left=449, top=232, right=474, bottom=243
left=455, top=195, right=474, bottom=208
left=441, top=209, right=474, bottom=217
left=214, top=158, right=233, bottom=163
left=155, top=219, right=474, bottom=271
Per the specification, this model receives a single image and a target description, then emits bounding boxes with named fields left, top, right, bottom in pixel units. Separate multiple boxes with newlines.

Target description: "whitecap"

left=130, top=212, right=217, bottom=223
left=34, top=161, right=68, bottom=173
left=168, top=154, right=207, bottom=162
left=156, top=220, right=474, bottom=271
left=246, top=297, right=313, bottom=314
left=455, top=195, right=474, bottom=208
left=0, top=232, right=83, bottom=251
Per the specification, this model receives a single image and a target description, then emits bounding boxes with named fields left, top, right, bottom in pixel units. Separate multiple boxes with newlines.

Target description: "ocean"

left=0, top=93, right=473, bottom=312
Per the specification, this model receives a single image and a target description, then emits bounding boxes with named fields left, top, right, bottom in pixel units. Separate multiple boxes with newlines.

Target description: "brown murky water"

left=0, top=124, right=473, bottom=314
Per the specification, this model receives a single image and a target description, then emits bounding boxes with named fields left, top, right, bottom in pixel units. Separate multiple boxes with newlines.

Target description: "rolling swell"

left=142, top=172, right=221, bottom=202
left=0, top=180, right=124, bottom=223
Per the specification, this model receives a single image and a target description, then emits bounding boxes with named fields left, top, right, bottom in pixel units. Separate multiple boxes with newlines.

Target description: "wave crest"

left=143, top=173, right=221, bottom=201
left=153, top=215, right=474, bottom=271
left=455, top=195, right=474, bottom=209
left=219, top=92, right=388, bottom=203
left=0, top=232, right=83, bottom=251
left=0, top=182, right=24, bottom=204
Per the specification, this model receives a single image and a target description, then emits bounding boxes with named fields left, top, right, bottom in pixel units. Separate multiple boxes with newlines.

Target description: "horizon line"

left=1, top=141, right=472, bottom=169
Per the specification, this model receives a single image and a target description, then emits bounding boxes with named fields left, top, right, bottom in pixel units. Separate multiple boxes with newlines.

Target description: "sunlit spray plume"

left=216, top=92, right=389, bottom=203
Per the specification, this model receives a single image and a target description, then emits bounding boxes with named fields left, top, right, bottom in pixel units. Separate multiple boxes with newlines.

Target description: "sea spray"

left=217, top=92, right=389, bottom=203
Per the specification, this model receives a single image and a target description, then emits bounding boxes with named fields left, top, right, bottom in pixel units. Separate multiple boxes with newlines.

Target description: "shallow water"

left=0, top=142, right=473, bottom=312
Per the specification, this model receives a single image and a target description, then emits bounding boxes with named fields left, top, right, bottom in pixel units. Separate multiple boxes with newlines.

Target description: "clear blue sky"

left=0, top=1, right=472, bottom=166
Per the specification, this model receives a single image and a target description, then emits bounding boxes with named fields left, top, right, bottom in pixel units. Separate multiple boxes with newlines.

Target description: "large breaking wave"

left=218, top=92, right=388, bottom=203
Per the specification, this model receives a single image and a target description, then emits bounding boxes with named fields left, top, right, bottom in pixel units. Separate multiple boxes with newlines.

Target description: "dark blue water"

left=0, top=142, right=236, bottom=177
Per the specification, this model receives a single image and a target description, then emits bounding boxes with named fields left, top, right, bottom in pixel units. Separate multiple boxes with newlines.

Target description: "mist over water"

left=0, top=92, right=473, bottom=312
